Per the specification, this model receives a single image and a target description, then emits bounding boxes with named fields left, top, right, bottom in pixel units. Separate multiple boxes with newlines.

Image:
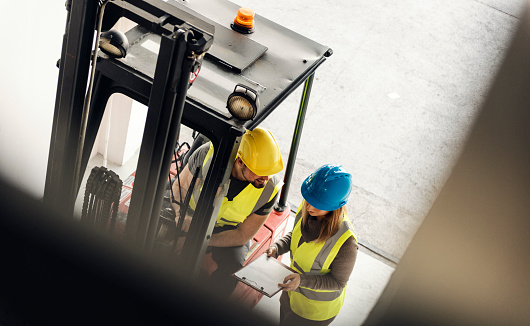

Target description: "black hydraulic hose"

left=169, top=146, right=183, bottom=206
left=73, top=1, right=108, bottom=199
left=175, top=166, right=200, bottom=238
left=169, top=141, right=191, bottom=210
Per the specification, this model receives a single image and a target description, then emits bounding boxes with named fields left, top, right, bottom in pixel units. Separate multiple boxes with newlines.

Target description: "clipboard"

left=232, top=254, right=297, bottom=298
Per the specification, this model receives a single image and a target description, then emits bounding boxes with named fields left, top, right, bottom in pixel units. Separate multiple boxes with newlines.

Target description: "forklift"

left=44, top=0, right=332, bottom=309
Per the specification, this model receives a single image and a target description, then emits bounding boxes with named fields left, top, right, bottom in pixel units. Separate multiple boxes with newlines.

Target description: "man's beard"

left=251, top=180, right=266, bottom=189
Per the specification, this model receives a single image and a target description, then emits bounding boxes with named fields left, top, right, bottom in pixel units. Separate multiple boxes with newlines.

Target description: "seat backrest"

left=181, top=133, right=208, bottom=168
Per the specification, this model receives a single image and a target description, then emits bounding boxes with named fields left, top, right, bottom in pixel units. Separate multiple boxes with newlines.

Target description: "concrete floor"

left=236, top=0, right=527, bottom=264
left=235, top=1, right=527, bottom=324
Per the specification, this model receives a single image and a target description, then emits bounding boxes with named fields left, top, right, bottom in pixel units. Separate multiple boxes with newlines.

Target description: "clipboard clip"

left=241, top=277, right=264, bottom=291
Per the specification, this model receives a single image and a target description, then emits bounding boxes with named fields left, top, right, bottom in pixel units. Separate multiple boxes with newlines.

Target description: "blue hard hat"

left=301, top=164, right=353, bottom=211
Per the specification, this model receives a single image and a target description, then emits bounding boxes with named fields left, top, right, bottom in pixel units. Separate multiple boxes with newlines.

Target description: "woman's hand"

left=278, top=273, right=300, bottom=292
left=265, top=246, right=278, bottom=258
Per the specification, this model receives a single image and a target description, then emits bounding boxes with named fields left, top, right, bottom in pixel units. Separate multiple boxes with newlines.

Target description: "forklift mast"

left=44, top=0, right=332, bottom=277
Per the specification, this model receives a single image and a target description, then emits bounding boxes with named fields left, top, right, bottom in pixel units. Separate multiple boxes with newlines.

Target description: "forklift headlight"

left=227, top=84, right=259, bottom=121
left=99, top=30, right=129, bottom=58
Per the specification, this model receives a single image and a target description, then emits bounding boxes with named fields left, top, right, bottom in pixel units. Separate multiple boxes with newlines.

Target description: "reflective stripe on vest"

left=288, top=202, right=357, bottom=321
left=190, top=143, right=282, bottom=227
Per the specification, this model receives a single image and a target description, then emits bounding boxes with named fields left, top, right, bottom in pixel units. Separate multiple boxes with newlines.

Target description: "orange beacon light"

left=231, top=7, right=255, bottom=33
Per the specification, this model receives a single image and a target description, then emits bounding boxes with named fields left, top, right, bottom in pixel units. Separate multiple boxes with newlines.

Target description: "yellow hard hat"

left=238, top=127, right=283, bottom=176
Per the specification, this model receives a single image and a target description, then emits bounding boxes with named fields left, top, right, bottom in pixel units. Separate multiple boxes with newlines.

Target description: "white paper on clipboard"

left=232, top=254, right=296, bottom=298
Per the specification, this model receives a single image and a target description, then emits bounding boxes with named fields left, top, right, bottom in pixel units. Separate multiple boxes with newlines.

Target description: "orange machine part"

left=234, top=7, right=255, bottom=29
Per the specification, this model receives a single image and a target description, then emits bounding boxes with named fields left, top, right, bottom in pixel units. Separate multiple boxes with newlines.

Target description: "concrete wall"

left=91, top=94, right=146, bottom=166
left=91, top=18, right=145, bottom=167
left=0, top=1, right=66, bottom=198
left=0, top=3, right=144, bottom=198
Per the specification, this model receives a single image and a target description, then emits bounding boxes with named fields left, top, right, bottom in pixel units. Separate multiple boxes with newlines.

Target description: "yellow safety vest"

left=189, top=143, right=282, bottom=227
left=288, top=203, right=357, bottom=321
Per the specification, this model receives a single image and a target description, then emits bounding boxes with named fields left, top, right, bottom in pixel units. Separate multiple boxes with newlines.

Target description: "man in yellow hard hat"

left=171, top=127, right=283, bottom=297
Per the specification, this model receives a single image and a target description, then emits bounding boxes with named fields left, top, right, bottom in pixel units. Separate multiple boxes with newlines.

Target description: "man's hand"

left=171, top=165, right=193, bottom=218
left=278, top=273, right=300, bottom=292
left=171, top=164, right=196, bottom=232
left=209, top=212, right=268, bottom=247
left=175, top=214, right=192, bottom=232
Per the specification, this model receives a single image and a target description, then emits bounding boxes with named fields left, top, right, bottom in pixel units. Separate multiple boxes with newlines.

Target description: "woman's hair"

left=300, top=200, right=347, bottom=243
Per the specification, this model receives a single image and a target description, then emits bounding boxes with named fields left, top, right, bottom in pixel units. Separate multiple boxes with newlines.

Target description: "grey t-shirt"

left=186, top=142, right=278, bottom=216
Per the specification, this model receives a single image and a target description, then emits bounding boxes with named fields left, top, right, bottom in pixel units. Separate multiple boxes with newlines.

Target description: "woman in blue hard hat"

left=266, top=164, right=358, bottom=326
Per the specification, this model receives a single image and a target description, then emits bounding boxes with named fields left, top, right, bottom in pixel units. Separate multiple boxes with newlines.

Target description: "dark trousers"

left=207, top=226, right=250, bottom=298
